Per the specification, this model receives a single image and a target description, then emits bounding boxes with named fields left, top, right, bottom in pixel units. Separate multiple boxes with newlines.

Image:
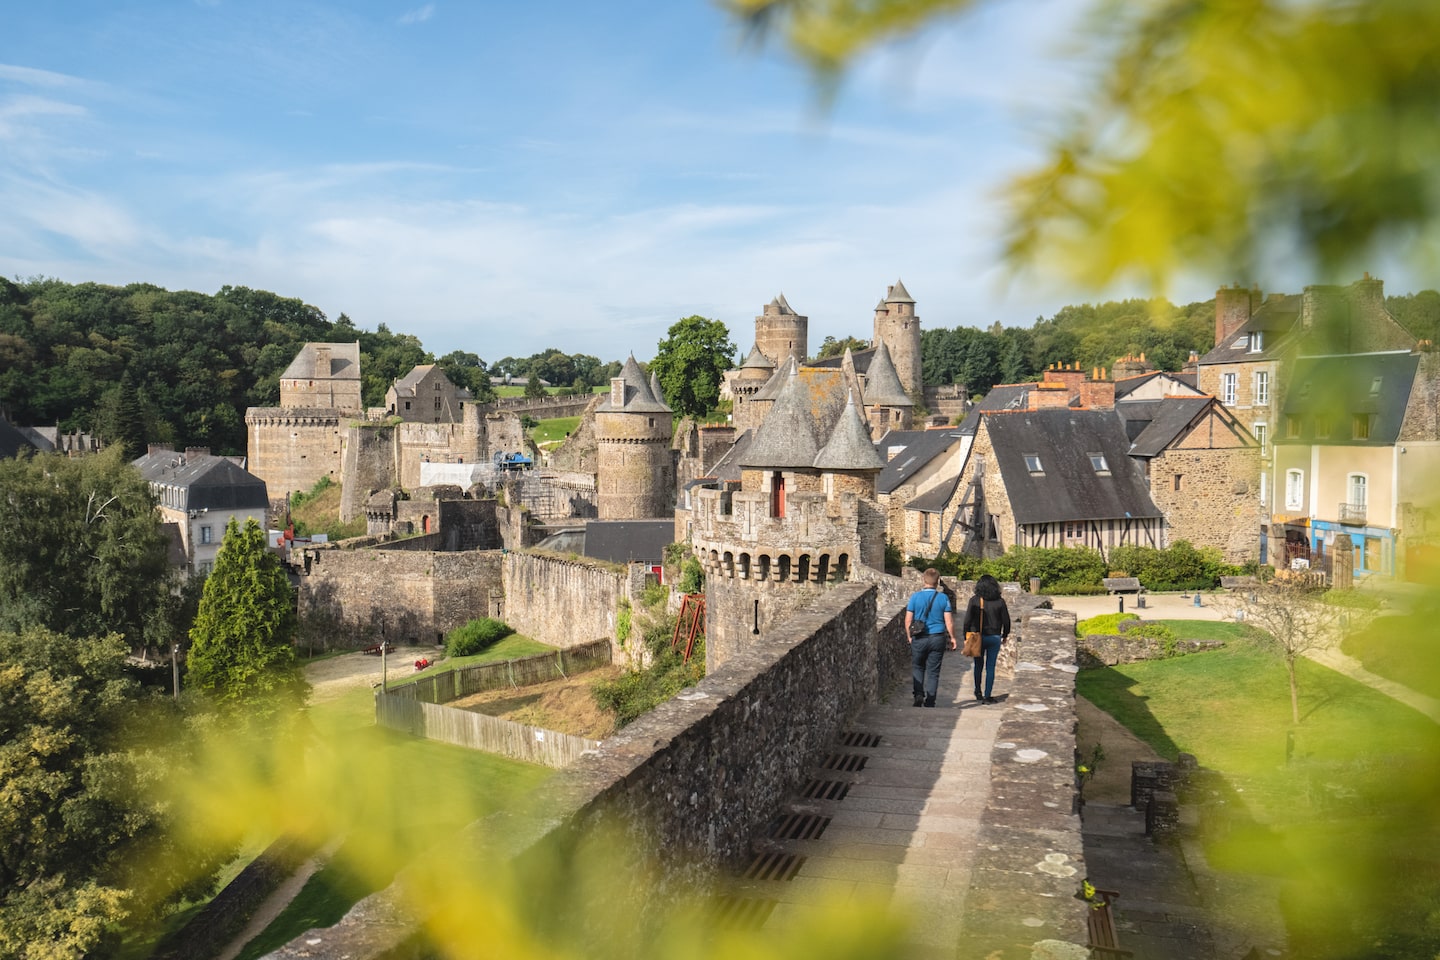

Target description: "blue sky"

left=3, top=0, right=1207, bottom=363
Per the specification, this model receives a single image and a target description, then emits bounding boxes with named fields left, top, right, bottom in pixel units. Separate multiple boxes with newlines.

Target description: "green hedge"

left=443, top=617, right=514, bottom=657
left=915, top=541, right=1247, bottom=593
left=1076, top=613, right=1140, bottom=637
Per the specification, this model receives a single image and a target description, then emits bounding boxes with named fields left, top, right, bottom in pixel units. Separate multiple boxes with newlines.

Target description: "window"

left=1249, top=331, right=1263, bottom=353
left=1024, top=454, right=1043, bottom=473
left=1173, top=474, right=1182, bottom=491
left=1369, top=377, right=1383, bottom=396
left=200, top=525, right=213, bottom=544
left=1286, top=469, right=1304, bottom=510
left=1353, top=414, right=1372, bottom=439
left=1286, top=415, right=1302, bottom=438
left=1088, top=453, right=1109, bottom=473
left=1348, top=473, right=1368, bottom=507
left=197, top=561, right=213, bottom=575
left=1221, top=372, right=1237, bottom=405
left=1363, top=536, right=1382, bottom=573
left=1316, top=416, right=1332, bottom=439
left=1255, top=371, right=1270, bottom=405
left=404, top=400, right=411, bottom=411
left=1253, top=423, right=1268, bottom=454
left=434, top=397, right=441, bottom=410
left=919, top=513, right=931, bottom=541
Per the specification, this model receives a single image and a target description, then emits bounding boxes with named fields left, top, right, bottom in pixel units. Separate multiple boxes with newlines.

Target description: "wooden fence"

left=382, top=639, right=612, bottom=705
left=375, top=695, right=600, bottom=768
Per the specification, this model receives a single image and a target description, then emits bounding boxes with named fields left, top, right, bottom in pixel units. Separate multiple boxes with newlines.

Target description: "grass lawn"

left=1340, top=611, right=1440, bottom=700
left=383, top=635, right=556, bottom=689
left=232, top=683, right=552, bottom=960
left=529, top=415, right=580, bottom=446
left=1080, top=635, right=1440, bottom=957
left=1147, top=619, right=1263, bottom=643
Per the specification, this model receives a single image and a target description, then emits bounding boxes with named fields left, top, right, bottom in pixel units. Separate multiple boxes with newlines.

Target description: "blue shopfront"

left=1311, top=520, right=1396, bottom=578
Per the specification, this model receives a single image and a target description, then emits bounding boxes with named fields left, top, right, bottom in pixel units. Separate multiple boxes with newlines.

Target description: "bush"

left=1126, top=621, right=1180, bottom=656
left=913, top=551, right=984, bottom=581
left=1045, top=581, right=1109, bottom=595
left=995, top=546, right=1107, bottom=590
left=591, top=610, right=705, bottom=726
left=1076, top=612, right=1140, bottom=637
left=678, top=557, right=705, bottom=594
left=444, top=617, right=514, bottom=657
left=1108, top=541, right=1241, bottom=591
left=640, top=582, right=668, bottom=609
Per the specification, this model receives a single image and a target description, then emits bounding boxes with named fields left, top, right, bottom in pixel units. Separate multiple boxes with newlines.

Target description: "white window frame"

left=1348, top=473, right=1369, bottom=508
left=1253, top=422, right=1267, bottom=455
left=1024, top=454, right=1043, bottom=473
left=1286, top=469, right=1305, bottom=510
left=1249, top=331, right=1264, bottom=353
left=1255, top=370, right=1270, bottom=405
left=1221, top=372, right=1237, bottom=405
left=200, top=525, right=213, bottom=545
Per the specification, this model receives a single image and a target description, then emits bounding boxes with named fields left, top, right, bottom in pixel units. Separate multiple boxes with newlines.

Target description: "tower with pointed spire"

left=859, top=339, right=914, bottom=433
left=872, top=280, right=922, bottom=401
left=730, top=343, right=777, bottom=433
left=595, top=355, right=674, bottom=519
left=754, top=293, right=808, bottom=367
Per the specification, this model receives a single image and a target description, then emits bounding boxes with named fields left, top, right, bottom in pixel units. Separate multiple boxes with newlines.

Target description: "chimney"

left=185, top=446, right=211, bottom=459
left=1080, top=367, right=1115, bottom=410
left=147, top=443, right=174, bottom=456
left=1029, top=381, right=1073, bottom=410
left=610, top=376, right=626, bottom=408
left=314, top=345, right=332, bottom=377
left=1047, top=361, right=1087, bottom=400
left=1183, top=350, right=1200, bottom=376
left=1215, top=284, right=1256, bottom=348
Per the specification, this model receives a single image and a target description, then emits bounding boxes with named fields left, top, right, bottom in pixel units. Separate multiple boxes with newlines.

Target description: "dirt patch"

left=301, top=649, right=431, bottom=705
left=1075, top=693, right=1164, bottom=805
left=449, top=665, right=622, bottom=740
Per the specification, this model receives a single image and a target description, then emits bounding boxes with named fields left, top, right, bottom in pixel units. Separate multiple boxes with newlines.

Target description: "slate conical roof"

left=741, top=363, right=819, bottom=468
left=862, top=340, right=912, bottom=407
left=814, top=392, right=886, bottom=471
left=750, top=355, right=795, bottom=403
left=649, top=372, right=666, bottom=406
left=598, top=355, right=670, bottom=413
left=776, top=292, right=797, bottom=315
left=886, top=279, right=915, bottom=304
left=740, top=343, right=775, bottom=370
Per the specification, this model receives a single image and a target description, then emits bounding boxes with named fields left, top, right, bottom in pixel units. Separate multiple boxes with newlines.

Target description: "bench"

left=1086, top=888, right=1133, bottom=958
left=1102, top=577, right=1142, bottom=594
left=363, top=641, right=395, bottom=656
left=1219, top=575, right=1259, bottom=591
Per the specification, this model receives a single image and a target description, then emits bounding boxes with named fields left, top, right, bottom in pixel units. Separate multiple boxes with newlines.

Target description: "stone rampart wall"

left=1078, top=633, right=1225, bottom=668
left=484, top=394, right=597, bottom=418
left=501, top=551, right=645, bottom=651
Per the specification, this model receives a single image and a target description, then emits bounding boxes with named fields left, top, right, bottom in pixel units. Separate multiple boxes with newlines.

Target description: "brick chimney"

left=1079, top=367, right=1116, bottom=409
left=1215, top=284, right=1257, bottom=348
left=1045, top=361, right=1087, bottom=400
left=1029, top=381, right=1073, bottom=410
left=1183, top=350, right=1200, bottom=376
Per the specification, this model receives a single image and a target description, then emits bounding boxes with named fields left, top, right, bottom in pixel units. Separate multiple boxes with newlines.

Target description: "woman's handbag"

left=963, top=598, right=984, bottom=657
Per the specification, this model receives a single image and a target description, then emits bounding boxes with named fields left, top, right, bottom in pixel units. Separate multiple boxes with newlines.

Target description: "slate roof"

left=1278, top=351, right=1419, bottom=445
left=1113, top=399, right=1164, bottom=442
left=906, top=475, right=960, bottom=513
left=807, top=346, right=875, bottom=375
left=877, top=428, right=964, bottom=495
left=0, top=415, right=37, bottom=459
left=1124, top=397, right=1216, bottom=457
left=392, top=364, right=436, bottom=395
left=886, top=279, right=915, bottom=304
left=861, top=340, right=912, bottom=407
left=770, top=293, right=798, bottom=315
left=740, top=344, right=775, bottom=370
left=1197, top=295, right=1301, bottom=365
left=132, top=451, right=270, bottom=511
left=983, top=409, right=1161, bottom=524
left=814, top=394, right=886, bottom=471
left=649, top=372, right=667, bottom=407
left=597, top=355, right=671, bottom=413
left=742, top=364, right=820, bottom=468
left=750, top=356, right=795, bottom=402
left=706, top=429, right=754, bottom=483
left=957, top=384, right=1031, bottom=435
left=280, top=341, right=361, bottom=380
left=583, top=520, right=674, bottom=565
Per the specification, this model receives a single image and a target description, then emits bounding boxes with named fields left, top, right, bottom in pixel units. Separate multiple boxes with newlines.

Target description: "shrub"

left=443, top=617, right=514, bottom=657
left=1045, top=581, right=1109, bottom=596
left=591, top=610, right=705, bottom=726
left=1076, top=612, right=1140, bottom=637
left=678, top=556, right=705, bottom=594
left=991, top=546, right=1106, bottom=590
left=640, top=582, right=668, bottom=609
left=1126, top=621, right=1180, bottom=656
left=913, top=551, right=984, bottom=581
left=616, top=599, right=632, bottom=647
left=1108, top=541, right=1243, bottom=591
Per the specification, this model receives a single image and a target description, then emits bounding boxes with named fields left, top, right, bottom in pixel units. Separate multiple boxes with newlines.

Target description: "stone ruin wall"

left=501, top=551, right=649, bottom=654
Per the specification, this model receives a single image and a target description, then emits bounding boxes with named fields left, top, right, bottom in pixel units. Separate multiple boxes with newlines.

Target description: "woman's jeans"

left=912, top=633, right=946, bottom=702
left=972, top=634, right=1002, bottom=698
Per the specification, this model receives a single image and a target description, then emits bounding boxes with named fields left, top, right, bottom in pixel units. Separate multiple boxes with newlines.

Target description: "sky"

left=3, top=0, right=1214, bottom=364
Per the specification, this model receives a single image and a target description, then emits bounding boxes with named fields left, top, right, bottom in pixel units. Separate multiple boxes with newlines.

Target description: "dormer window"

left=1248, top=331, right=1263, bottom=353
left=1369, top=377, right=1383, bottom=396
left=1088, top=453, right=1110, bottom=474
left=1024, top=454, right=1043, bottom=474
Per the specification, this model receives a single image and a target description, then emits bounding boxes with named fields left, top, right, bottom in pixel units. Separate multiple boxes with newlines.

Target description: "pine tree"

left=187, top=518, right=305, bottom=710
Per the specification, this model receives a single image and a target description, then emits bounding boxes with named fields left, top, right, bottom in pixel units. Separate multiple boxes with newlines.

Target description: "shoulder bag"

left=909, top=589, right=938, bottom=638
left=963, top=598, right=984, bottom=657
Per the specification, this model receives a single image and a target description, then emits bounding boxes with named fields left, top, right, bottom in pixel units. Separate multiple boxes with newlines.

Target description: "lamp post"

left=171, top=642, right=180, bottom=701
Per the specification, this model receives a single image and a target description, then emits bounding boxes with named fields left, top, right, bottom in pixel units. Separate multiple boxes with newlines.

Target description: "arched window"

left=778, top=555, right=792, bottom=582
left=797, top=555, right=811, bottom=583
left=835, top=554, right=849, bottom=581
left=757, top=555, right=771, bottom=581
left=1285, top=469, right=1304, bottom=510
left=817, top=554, right=831, bottom=583
left=738, top=553, right=751, bottom=580
left=722, top=551, right=735, bottom=578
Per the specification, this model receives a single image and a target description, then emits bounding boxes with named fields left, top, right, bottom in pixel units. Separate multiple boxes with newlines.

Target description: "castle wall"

left=280, top=378, right=362, bottom=414
left=874, top=303, right=922, bottom=400
left=595, top=410, right=674, bottom=519
left=339, top=423, right=396, bottom=522
left=246, top=408, right=348, bottom=503
left=297, top=546, right=503, bottom=647
left=501, top=551, right=649, bottom=653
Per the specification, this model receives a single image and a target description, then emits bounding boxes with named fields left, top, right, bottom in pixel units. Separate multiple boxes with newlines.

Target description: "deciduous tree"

left=649, top=315, right=736, bottom=419
left=1239, top=576, right=1345, bottom=724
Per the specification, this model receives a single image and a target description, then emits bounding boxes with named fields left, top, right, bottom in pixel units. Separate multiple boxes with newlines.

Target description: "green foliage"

left=187, top=519, right=305, bottom=711
left=914, top=551, right=985, bottom=581
left=649, top=315, right=737, bottom=418
left=1322, top=589, right=1385, bottom=611
left=1075, top=613, right=1140, bottom=637
left=1108, top=541, right=1239, bottom=592
left=0, top=447, right=170, bottom=648
left=591, top=611, right=705, bottom=727
left=914, top=546, right=1107, bottom=589
left=0, top=628, right=230, bottom=959
left=615, top=599, right=633, bottom=647
left=435, top=350, right=496, bottom=403
left=523, top=375, right=546, bottom=399
left=679, top=556, right=705, bottom=595
left=812, top=334, right=869, bottom=360
left=1126, top=621, right=1180, bottom=657
left=443, top=617, right=515, bottom=657
left=640, top=582, right=669, bottom=609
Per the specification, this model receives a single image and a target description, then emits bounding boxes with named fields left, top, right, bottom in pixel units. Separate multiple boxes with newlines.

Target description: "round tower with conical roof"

left=873, top=280, right=922, bottom=401
left=731, top=343, right=776, bottom=432
left=859, top=339, right=914, bottom=435
left=595, top=355, right=673, bottom=519
left=755, top=293, right=808, bottom=367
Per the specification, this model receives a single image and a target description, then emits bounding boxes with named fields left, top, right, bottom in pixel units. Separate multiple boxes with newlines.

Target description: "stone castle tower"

left=754, top=294, right=807, bottom=367
left=873, top=280, right=922, bottom=401
left=595, top=355, right=674, bottom=519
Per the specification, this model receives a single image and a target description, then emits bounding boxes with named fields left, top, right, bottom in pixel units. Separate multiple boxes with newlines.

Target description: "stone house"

left=385, top=364, right=470, bottom=423
left=132, top=445, right=269, bottom=576
left=876, top=426, right=970, bottom=561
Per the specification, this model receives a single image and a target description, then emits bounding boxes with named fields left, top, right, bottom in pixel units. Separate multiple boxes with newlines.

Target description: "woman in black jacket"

left=964, top=574, right=1011, bottom=704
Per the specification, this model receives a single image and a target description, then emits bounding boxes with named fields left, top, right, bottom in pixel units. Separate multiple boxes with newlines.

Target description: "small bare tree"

left=1239, top=576, right=1346, bottom=724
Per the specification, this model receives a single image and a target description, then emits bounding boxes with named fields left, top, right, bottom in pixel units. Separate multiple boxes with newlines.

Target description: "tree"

left=649, top=315, right=736, bottom=419
left=0, top=448, right=170, bottom=648
left=813, top=334, right=869, bottom=361
left=0, top=627, right=229, bottom=959
left=187, top=518, right=304, bottom=710
left=735, top=0, right=1440, bottom=287
left=524, top=374, right=547, bottom=398
left=1239, top=576, right=1345, bottom=725
left=437, top=349, right=496, bottom=403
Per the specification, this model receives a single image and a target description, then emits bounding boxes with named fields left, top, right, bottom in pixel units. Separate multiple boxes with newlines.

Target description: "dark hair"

left=975, top=574, right=1002, bottom=602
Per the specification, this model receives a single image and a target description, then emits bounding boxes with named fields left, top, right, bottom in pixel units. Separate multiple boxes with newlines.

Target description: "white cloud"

left=0, top=63, right=89, bottom=89
left=398, top=4, right=435, bottom=25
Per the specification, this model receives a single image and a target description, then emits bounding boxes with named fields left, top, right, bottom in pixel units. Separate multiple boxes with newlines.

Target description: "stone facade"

left=501, top=551, right=649, bottom=654
left=279, top=342, right=363, bottom=413
left=1149, top=444, right=1262, bottom=562
left=595, top=362, right=674, bottom=520
left=873, top=280, right=923, bottom=400
left=245, top=407, right=348, bottom=507
left=753, top=294, right=807, bottom=366
left=384, top=364, right=467, bottom=423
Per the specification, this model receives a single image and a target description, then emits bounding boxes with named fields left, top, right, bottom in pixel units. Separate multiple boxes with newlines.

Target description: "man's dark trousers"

left=911, top=633, right=947, bottom=705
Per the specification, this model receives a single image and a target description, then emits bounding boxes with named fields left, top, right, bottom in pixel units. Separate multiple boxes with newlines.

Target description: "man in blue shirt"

left=904, top=567, right=956, bottom=707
